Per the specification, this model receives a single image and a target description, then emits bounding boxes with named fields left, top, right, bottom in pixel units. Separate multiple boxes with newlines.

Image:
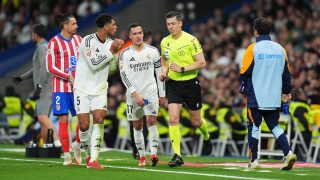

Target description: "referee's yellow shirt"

left=161, top=31, right=203, bottom=81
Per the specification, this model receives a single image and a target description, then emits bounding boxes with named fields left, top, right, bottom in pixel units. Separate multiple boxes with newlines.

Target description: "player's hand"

left=282, top=94, right=291, bottom=102
left=30, top=84, right=41, bottom=100
left=110, top=39, right=124, bottom=54
left=159, top=70, right=169, bottom=82
left=68, top=75, right=74, bottom=85
left=169, top=62, right=181, bottom=72
left=12, top=76, right=22, bottom=84
left=159, top=97, right=166, bottom=106
left=132, top=91, right=144, bottom=106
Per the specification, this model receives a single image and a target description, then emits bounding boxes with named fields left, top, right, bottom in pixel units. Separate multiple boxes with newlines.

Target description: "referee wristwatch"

left=181, top=67, right=185, bottom=73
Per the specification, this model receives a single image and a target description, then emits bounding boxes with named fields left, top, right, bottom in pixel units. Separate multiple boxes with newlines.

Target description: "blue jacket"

left=239, top=35, right=291, bottom=108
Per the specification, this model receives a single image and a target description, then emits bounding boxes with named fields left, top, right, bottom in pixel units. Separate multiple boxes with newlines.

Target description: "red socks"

left=75, top=124, right=80, bottom=143
left=59, top=121, right=70, bottom=152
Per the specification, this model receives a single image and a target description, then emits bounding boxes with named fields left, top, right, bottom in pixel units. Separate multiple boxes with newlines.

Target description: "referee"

left=159, top=11, right=212, bottom=167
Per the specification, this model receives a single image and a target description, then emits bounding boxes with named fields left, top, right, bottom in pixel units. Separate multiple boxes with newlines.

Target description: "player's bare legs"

left=38, top=115, right=60, bottom=145
left=146, top=115, right=159, bottom=166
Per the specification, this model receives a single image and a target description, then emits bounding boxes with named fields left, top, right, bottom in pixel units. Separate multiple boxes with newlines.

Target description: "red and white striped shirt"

left=46, top=33, right=82, bottom=92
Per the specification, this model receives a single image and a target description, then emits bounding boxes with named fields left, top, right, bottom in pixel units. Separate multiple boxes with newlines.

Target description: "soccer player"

left=46, top=14, right=82, bottom=166
left=73, top=13, right=123, bottom=170
left=239, top=17, right=297, bottom=170
left=159, top=11, right=213, bottom=167
left=119, top=28, right=153, bottom=160
left=12, top=24, right=61, bottom=146
left=119, top=23, right=165, bottom=166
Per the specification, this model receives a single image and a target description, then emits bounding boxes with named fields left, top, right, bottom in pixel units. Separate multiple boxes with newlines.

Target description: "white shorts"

left=126, top=96, right=159, bottom=121
left=74, top=90, right=107, bottom=114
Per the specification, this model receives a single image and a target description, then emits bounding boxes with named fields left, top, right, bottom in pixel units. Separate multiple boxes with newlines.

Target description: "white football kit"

left=119, top=44, right=165, bottom=120
left=74, top=33, right=115, bottom=114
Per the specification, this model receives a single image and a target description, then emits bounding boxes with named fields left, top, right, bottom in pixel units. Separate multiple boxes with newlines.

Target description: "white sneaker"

left=63, top=153, right=72, bottom=166
left=54, top=140, right=61, bottom=147
left=248, top=159, right=261, bottom=169
left=72, top=141, right=82, bottom=165
left=280, top=151, right=297, bottom=170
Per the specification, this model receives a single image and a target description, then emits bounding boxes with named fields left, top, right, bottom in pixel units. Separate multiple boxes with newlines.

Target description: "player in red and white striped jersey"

left=46, top=14, right=82, bottom=166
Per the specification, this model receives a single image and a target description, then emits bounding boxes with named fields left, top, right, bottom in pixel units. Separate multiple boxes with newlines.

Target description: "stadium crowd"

left=0, top=0, right=117, bottom=52
left=0, top=0, right=319, bottom=161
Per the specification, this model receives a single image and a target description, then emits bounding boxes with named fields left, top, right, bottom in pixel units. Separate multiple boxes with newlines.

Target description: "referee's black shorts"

left=166, top=78, right=202, bottom=111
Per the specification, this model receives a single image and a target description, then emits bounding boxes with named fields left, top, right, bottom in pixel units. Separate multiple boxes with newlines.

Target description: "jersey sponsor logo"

left=66, top=56, right=77, bottom=72
left=257, top=53, right=283, bottom=60
left=129, top=62, right=152, bottom=72
left=70, top=56, right=77, bottom=66
left=96, top=48, right=100, bottom=52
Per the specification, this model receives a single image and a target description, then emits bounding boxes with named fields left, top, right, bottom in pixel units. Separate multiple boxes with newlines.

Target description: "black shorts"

left=166, top=78, right=202, bottom=110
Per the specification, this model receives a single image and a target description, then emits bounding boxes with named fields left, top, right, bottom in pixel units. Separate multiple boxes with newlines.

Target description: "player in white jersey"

left=119, top=23, right=165, bottom=166
left=73, top=13, right=123, bottom=170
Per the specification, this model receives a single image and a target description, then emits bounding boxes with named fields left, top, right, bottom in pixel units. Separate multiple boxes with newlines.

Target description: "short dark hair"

left=253, top=17, right=271, bottom=35
left=166, top=11, right=183, bottom=21
left=32, top=24, right=47, bottom=38
left=96, top=13, right=113, bottom=28
left=57, top=14, right=74, bottom=30
left=143, top=28, right=152, bottom=42
left=128, top=23, right=141, bottom=33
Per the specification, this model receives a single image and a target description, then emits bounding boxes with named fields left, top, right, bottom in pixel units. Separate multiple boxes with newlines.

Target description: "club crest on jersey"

left=56, top=104, right=60, bottom=111
left=146, top=54, right=151, bottom=60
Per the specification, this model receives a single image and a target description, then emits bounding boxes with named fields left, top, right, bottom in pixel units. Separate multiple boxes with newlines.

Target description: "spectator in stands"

left=77, top=0, right=101, bottom=18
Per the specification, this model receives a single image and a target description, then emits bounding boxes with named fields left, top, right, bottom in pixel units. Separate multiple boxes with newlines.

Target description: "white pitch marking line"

left=258, top=170, right=272, bottom=173
left=223, top=167, right=239, bottom=170
left=0, top=157, right=283, bottom=180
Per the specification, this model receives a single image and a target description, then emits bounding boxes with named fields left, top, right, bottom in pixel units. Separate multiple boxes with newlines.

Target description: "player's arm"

left=118, top=51, right=136, bottom=95
left=46, top=41, right=69, bottom=80
left=38, top=45, right=48, bottom=88
left=239, top=43, right=255, bottom=95
left=119, top=51, right=144, bottom=106
left=12, top=68, right=33, bottom=84
left=83, top=39, right=123, bottom=71
left=159, top=41, right=168, bottom=81
left=282, top=48, right=291, bottom=95
left=154, top=50, right=165, bottom=98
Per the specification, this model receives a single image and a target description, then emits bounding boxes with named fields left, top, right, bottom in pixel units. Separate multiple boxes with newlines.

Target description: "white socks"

left=148, top=125, right=159, bottom=155
left=134, top=128, right=145, bottom=157
left=90, top=124, right=104, bottom=162
left=80, top=129, right=91, bottom=158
